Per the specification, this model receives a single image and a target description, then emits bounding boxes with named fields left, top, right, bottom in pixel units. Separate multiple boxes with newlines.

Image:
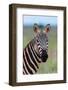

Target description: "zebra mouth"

left=41, top=50, right=48, bottom=62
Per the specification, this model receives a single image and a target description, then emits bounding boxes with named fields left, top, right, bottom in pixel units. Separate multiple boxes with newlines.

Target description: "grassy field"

left=23, top=25, right=57, bottom=74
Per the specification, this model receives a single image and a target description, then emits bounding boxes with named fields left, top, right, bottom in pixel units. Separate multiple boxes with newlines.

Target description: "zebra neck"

left=23, top=42, right=41, bottom=75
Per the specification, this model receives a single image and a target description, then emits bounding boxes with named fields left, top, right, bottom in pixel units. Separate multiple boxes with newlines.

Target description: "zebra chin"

left=41, top=50, right=48, bottom=62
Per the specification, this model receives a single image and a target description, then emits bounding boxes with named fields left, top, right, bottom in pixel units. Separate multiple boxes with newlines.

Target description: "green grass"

left=23, top=26, right=57, bottom=74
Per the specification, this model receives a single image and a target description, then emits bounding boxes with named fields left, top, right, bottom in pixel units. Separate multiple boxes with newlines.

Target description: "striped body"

left=23, top=34, right=48, bottom=75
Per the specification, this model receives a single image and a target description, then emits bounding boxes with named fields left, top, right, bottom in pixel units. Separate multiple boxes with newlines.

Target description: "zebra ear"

left=43, top=24, right=51, bottom=33
left=33, top=23, right=40, bottom=34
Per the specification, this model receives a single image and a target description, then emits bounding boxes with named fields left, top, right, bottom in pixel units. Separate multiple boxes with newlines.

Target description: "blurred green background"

left=23, top=25, right=57, bottom=74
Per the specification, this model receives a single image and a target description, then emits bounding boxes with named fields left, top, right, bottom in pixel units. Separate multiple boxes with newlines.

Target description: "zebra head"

left=33, top=23, right=51, bottom=62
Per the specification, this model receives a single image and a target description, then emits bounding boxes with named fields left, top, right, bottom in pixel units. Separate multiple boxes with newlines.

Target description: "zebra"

left=23, top=23, right=51, bottom=75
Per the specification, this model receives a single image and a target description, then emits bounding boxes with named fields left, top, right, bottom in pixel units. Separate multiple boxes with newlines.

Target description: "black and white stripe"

left=36, top=35, right=48, bottom=56
left=23, top=42, right=41, bottom=75
left=36, top=38, right=42, bottom=56
left=23, top=35, right=48, bottom=75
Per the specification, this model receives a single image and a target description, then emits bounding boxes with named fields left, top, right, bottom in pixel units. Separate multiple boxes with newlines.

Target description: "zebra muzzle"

left=41, top=50, right=48, bottom=62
